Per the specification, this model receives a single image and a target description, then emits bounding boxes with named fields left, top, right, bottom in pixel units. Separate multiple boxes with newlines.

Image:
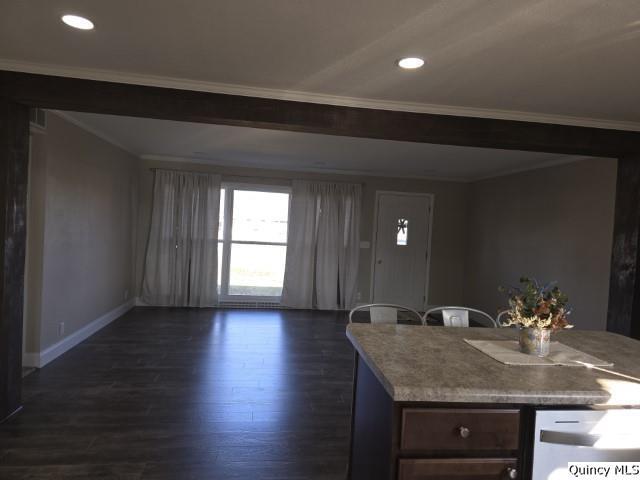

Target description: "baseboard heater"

left=218, top=301, right=287, bottom=309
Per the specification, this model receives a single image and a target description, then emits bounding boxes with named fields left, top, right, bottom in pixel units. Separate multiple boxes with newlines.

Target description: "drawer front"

left=398, top=458, right=518, bottom=480
left=400, top=409, right=520, bottom=452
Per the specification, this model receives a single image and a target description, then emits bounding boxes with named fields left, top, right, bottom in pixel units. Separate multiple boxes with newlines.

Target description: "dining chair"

left=423, top=306, right=498, bottom=328
left=348, top=303, right=425, bottom=325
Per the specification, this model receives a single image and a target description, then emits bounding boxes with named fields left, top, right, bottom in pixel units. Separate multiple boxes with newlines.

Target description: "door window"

left=397, top=218, right=408, bottom=246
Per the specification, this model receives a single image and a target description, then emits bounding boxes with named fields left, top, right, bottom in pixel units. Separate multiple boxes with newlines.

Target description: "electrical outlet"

left=124, top=289, right=129, bottom=301
left=356, top=291, right=362, bottom=301
left=58, top=322, right=65, bottom=337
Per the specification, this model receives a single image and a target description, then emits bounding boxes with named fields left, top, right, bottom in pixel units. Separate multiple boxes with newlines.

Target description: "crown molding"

left=2, top=58, right=639, bottom=133
left=140, top=154, right=470, bottom=183
left=142, top=153, right=594, bottom=184
left=48, top=110, right=139, bottom=156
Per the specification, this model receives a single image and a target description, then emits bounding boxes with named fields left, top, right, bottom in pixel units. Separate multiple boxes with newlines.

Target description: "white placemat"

left=464, top=339, right=613, bottom=366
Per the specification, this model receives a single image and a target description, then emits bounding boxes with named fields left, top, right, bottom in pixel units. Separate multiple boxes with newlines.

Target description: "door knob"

left=458, top=426, right=471, bottom=438
left=506, top=467, right=517, bottom=479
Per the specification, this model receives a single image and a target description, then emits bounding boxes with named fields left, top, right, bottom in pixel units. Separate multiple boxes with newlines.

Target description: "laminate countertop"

left=346, top=324, right=640, bottom=405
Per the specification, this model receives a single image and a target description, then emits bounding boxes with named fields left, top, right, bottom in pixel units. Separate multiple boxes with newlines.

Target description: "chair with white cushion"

left=348, top=303, right=424, bottom=325
left=423, top=306, right=497, bottom=328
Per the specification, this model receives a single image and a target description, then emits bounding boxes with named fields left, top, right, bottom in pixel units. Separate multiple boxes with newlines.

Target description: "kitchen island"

left=346, top=324, right=640, bottom=480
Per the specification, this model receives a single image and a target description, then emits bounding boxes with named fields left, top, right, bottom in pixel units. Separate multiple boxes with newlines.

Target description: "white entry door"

left=372, top=193, right=432, bottom=310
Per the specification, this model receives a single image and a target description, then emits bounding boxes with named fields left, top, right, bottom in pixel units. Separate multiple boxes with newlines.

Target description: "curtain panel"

left=141, top=170, right=221, bottom=307
left=281, top=180, right=361, bottom=310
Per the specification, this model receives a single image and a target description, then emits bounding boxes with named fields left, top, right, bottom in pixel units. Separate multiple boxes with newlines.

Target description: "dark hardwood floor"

left=0, top=308, right=354, bottom=479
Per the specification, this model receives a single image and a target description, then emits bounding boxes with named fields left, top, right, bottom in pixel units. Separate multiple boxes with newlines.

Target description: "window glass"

left=397, top=218, right=408, bottom=246
left=217, top=187, right=290, bottom=298
left=231, top=190, right=289, bottom=243
left=228, top=244, right=287, bottom=296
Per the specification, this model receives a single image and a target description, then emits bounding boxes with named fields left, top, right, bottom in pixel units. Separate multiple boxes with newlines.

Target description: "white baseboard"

left=22, top=353, right=40, bottom=368
left=23, top=299, right=135, bottom=368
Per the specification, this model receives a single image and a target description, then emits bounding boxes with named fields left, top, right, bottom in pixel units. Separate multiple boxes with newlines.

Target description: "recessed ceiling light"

left=397, top=57, right=425, bottom=69
left=61, top=14, right=94, bottom=30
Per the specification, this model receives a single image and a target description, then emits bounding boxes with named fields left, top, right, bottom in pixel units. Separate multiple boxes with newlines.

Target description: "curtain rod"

left=148, top=167, right=364, bottom=185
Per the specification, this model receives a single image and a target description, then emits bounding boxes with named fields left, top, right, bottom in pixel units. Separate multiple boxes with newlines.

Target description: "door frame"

left=369, top=191, right=435, bottom=311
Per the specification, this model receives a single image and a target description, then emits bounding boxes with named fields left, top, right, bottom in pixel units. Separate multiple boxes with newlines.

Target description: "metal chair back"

left=424, top=306, right=497, bottom=328
left=348, top=303, right=424, bottom=325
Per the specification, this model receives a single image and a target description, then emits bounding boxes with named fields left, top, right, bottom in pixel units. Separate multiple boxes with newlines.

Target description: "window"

left=218, top=185, right=290, bottom=299
left=397, top=218, right=408, bottom=246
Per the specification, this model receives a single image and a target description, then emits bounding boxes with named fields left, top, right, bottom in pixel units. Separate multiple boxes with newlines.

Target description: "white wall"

left=24, top=113, right=138, bottom=365
left=464, top=158, right=617, bottom=330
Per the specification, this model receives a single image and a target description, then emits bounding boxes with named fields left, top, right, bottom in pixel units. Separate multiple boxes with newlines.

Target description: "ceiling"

left=2, top=1, right=640, bottom=130
left=58, top=111, right=586, bottom=181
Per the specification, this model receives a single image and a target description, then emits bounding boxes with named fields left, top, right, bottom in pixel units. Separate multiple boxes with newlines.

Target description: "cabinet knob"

left=506, top=467, right=517, bottom=479
left=458, top=426, right=471, bottom=438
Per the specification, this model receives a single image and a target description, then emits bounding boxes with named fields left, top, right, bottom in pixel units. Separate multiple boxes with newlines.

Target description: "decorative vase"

left=518, top=327, right=551, bottom=357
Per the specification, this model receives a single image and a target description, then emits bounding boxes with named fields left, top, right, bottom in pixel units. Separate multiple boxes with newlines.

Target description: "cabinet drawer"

left=398, top=458, right=518, bottom=480
left=400, top=409, right=520, bottom=452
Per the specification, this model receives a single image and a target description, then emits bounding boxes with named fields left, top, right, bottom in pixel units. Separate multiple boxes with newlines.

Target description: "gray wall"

left=464, top=158, right=617, bottom=330
left=135, top=157, right=470, bottom=306
left=24, top=114, right=138, bottom=354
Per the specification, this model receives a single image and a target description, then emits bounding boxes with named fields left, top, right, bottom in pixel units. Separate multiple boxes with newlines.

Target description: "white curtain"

left=141, top=170, right=221, bottom=307
left=281, top=180, right=361, bottom=310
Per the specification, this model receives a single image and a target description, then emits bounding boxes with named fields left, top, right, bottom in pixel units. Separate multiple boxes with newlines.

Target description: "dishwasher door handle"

left=540, top=430, right=602, bottom=447
left=538, top=429, right=640, bottom=448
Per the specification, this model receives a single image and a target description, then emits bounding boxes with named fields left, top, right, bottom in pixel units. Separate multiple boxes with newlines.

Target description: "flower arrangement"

left=499, top=277, right=572, bottom=331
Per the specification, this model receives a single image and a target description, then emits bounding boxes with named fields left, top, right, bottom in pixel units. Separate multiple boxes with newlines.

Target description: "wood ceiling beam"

left=0, top=98, right=29, bottom=422
left=608, top=155, right=640, bottom=339
left=2, top=70, right=640, bottom=157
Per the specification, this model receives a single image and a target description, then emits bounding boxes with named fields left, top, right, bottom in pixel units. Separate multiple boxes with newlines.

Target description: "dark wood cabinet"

left=349, top=356, right=526, bottom=480
left=398, top=458, right=518, bottom=480
left=400, top=409, right=520, bottom=453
